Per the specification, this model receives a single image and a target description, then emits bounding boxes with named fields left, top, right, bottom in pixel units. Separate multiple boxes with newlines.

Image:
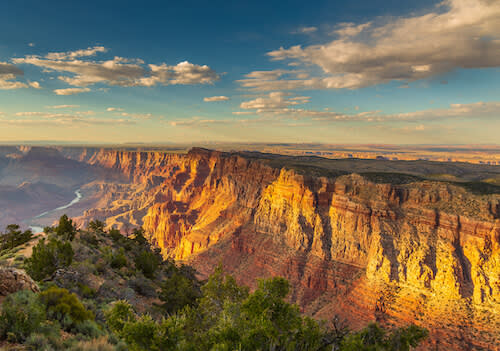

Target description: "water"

left=26, top=189, right=83, bottom=233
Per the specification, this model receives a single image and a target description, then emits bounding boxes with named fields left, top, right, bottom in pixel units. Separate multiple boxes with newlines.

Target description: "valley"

left=0, top=145, right=499, bottom=350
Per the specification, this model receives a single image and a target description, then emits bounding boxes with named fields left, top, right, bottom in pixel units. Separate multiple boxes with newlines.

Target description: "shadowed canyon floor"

left=0, top=145, right=499, bottom=350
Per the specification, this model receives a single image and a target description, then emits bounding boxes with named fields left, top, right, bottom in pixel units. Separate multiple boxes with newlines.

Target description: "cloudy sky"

left=1, top=0, right=499, bottom=144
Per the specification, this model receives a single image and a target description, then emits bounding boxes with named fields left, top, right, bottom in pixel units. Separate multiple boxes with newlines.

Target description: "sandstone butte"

left=58, top=147, right=500, bottom=350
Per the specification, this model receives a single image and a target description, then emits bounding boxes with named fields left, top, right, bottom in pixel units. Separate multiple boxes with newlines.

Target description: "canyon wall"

left=63, top=147, right=500, bottom=350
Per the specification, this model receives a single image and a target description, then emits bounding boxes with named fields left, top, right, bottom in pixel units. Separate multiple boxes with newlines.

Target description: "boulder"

left=0, top=267, right=39, bottom=296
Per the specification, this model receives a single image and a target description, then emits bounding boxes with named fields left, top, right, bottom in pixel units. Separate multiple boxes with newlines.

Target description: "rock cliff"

left=63, top=147, right=500, bottom=350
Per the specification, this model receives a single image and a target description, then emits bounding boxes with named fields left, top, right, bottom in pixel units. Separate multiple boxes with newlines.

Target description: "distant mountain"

left=0, top=147, right=100, bottom=188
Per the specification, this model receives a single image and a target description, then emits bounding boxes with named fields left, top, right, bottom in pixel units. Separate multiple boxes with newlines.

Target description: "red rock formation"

left=64, top=147, right=500, bottom=350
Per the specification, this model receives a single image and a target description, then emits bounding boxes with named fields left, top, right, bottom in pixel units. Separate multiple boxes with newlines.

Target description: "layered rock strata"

left=62, top=147, right=499, bottom=350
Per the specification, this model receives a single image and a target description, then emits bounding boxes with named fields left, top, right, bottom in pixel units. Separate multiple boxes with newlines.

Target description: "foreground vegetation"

left=0, top=217, right=427, bottom=350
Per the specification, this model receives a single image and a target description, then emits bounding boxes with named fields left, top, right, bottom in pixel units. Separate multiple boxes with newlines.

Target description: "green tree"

left=158, top=268, right=201, bottom=314
left=340, top=323, right=428, bottom=351
left=132, top=228, right=148, bottom=246
left=0, top=224, right=33, bottom=252
left=24, top=238, right=74, bottom=281
left=56, top=214, right=76, bottom=241
left=108, top=227, right=123, bottom=242
left=87, top=219, right=105, bottom=233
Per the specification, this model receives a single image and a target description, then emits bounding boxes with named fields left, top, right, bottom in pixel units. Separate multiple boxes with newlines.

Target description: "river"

left=26, top=189, right=83, bottom=233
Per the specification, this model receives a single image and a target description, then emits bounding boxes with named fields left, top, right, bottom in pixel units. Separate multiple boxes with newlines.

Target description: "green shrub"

left=25, top=238, right=74, bottom=281
left=69, top=337, right=116, bottom=351
left=129, top=276, right=157, bottom=298
left=121, top=315, right=158, bottom=351
left=77, top=283, right=96, bottom=298
left=0, top=290, right=45, bottom=342
left=104, top=300, right=135, bottom=335
left=134, top=250, right=159, bottom=279
left=39, top=287, right=94, bottom=329
left=73, top=319, right=104, bottom=339
left=110, top=249, right=127, bottom=269
left=26, top=332, right=62, bottom=351
left=80, top=232, right=99, bottom=247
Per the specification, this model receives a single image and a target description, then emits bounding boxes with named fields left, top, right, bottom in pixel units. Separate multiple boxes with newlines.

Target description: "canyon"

left=0, top=146, right=499, bottom=350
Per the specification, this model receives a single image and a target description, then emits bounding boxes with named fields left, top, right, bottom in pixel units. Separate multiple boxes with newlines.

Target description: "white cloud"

left=0, top=117, right=134, bottom=126
left=232, top=111, right=254, bottom=115
left=45, top=46, right=107, bottom=60
left=106, top=107, right=124, bottom=112
left=15, top=111, right=95, bottom=118
left=333, top=22, right=371, bottom=38
left=296, top=26, right=317, bottom=34
left=0, top=62, right=28, bottom=90
left=204, top=96, right=229, bottom=102
left=0, top=75, right=28, bottom=90
left=169, top=118, right=227, bottom=127
left=237, top=70, right=323, bottom=91
left=240, top=92, right=310, bottom=111
left=5, top=108, right=134, bottom=126
left=237, top=92, right=500, bottom=123
left=120, top=112, right=153, bottom=119
left=14, top=48, right=219, bottom=90
left=245, top=0, right=500, bottom=90
left=28, top=81, right=41, bottom=89
left=28, top=43, right=35, bottom=47
left=54, top=87, right=91, bottom=95
left=46, top=105, right=80, bottom=109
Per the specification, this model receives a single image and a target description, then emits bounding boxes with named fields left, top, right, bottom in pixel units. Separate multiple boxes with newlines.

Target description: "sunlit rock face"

left=66, top=147, right=500, bottom=350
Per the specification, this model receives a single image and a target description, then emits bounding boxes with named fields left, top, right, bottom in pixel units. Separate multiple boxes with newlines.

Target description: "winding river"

left=26, top=189, right=83, bottom=233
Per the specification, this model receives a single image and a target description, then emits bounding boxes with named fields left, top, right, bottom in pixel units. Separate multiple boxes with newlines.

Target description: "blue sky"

left=0, top=0, right=499, bottom=144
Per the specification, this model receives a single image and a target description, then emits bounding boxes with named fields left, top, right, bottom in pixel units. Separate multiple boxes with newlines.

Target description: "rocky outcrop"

left=62, top=147, right=500, bottom=350
left=0, top=267, right=39, bottom=296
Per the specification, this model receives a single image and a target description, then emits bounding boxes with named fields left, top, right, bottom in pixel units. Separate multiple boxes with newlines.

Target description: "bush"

left=73, top=319, right=104, bottom=339
left=25, top=238, right=74, bottom=281
left=121, top=315, right=158, bottom=351
left=80, top=232, right=99, bottom=247
left=69, top=337, right=116, bottom=351
left=26, top=332, right=62, bottom=351
left=110, top=249, right=127, bottom=269
left=128, top=276, right=157, bottom=298
left=25, top=320, right=63, bottom=350
left=77, top=283, right=96, bottom=298
left=0, top=290, right=45, bottom=342
left=39, top=287, right=94, bottom=329
left=134, top=250, right=159, bottom=279
left=104, top=300, right=135, bottom=335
